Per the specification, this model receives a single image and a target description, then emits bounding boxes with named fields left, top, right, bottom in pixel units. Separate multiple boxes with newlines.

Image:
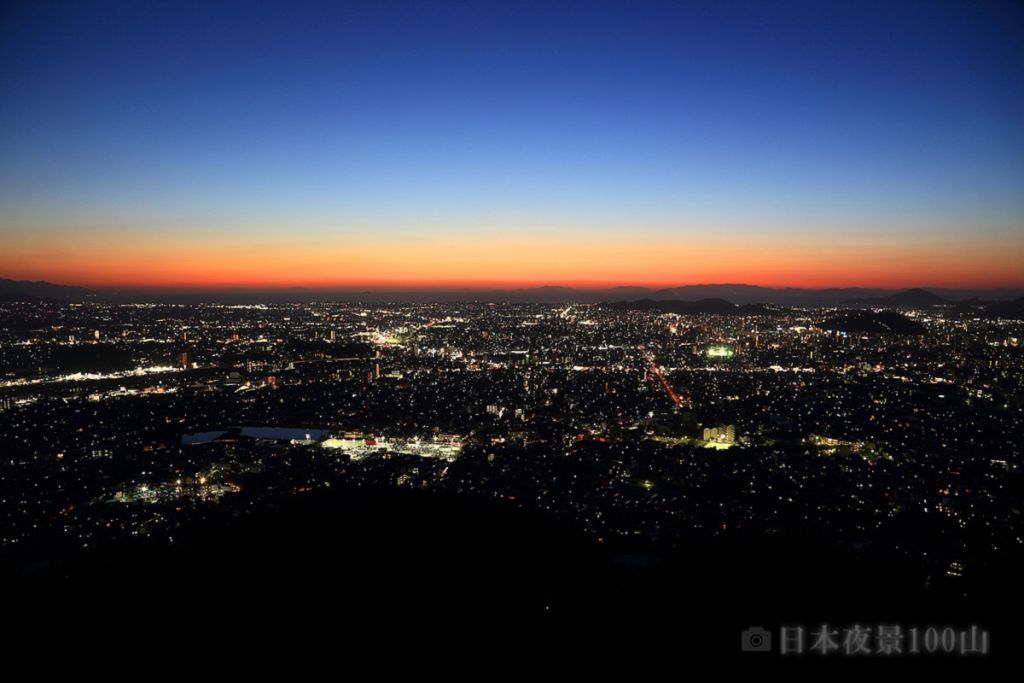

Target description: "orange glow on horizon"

left=2, top=226, right=1023, bottom=291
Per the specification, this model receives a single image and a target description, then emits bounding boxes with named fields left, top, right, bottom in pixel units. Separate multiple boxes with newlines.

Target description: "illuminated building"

left=706, top=345, right=734, bottom=358
left=703, top=425, right=736, bottom=444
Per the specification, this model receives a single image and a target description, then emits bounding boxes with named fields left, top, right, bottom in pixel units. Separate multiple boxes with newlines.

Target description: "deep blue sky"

left=1, top=0, right=1022, bottom=287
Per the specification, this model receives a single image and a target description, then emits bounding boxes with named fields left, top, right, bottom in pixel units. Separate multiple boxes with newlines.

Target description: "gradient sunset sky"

left=1, top=0, right=1022, bottom=290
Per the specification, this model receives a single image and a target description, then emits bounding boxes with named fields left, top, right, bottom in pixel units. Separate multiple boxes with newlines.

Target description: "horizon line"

left=6, top=276, right=1024, bottom=293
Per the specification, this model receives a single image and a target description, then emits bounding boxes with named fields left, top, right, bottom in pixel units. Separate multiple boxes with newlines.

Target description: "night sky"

left=1, top=0, right=1022, bottom=288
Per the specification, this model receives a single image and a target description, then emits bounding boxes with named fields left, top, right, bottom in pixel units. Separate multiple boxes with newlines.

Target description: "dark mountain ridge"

left=0, top=278, right=91, bottom=301
left=4, top=277, right=1023, bottom=308
left=841, top=287, right=949, bottom=307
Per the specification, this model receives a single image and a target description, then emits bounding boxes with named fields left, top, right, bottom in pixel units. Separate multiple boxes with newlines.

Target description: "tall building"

left=703, top=425, right=737, bottom=444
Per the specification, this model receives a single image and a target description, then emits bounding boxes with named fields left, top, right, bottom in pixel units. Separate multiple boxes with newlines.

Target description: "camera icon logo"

left=741, top=626, right=772, bottom=652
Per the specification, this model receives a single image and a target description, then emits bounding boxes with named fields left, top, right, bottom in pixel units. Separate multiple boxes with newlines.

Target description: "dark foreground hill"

left=606, top=298, right=781, bottom=315
left=3, top=484, right=1015, bottom=678
left=984, top=296, right=1024, bottom=318
left=816, top=310, right=926, bottom=334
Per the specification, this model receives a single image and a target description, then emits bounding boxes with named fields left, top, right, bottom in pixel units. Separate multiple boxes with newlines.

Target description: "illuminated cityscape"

left=1, top=293, right=1022, bottom=670
left=2, top=0, right=1022, bottom=676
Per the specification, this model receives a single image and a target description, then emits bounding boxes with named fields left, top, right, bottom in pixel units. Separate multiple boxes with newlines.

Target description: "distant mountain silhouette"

left=93, top=283, right=913, bottom=305
left=0, top=278, right=90, bottom=301
left=648, top=284, right=896, bottom=306
left=841, top=288, right=949, bottom=307
left=816, top=310, right=926, bottom=334
left=605, top=285, right=653, bottom=294
left=4, top=276, right=1022, bottom=306
left=652, top=284, right=770, bottom=298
